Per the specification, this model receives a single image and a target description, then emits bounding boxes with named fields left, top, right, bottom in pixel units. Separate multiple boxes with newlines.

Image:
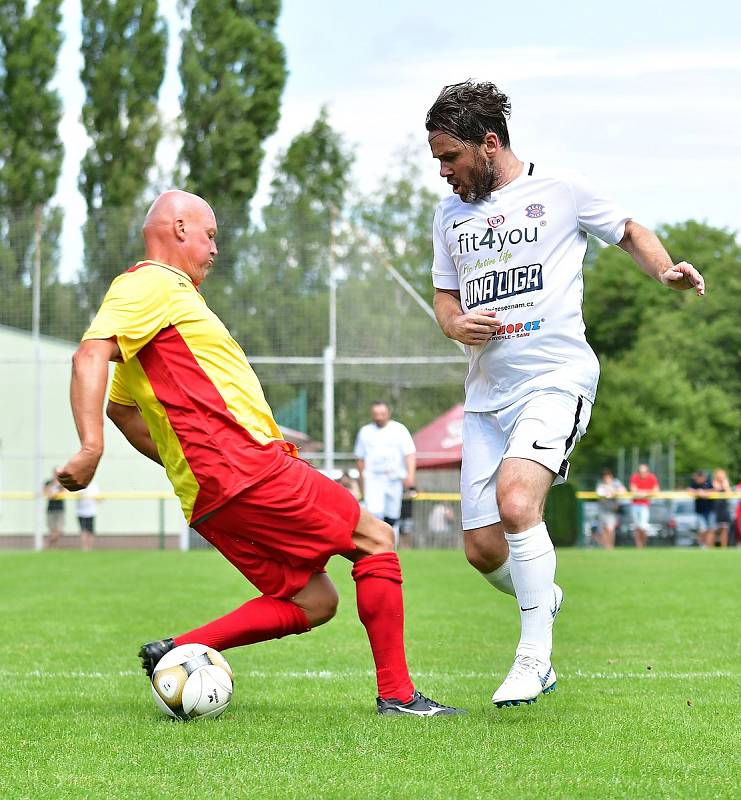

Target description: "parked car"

left=584, top=500, right=672, bottom=547
left=615, top=501, right=674, bottom=546
left=664, top=498, right=699, bottom=546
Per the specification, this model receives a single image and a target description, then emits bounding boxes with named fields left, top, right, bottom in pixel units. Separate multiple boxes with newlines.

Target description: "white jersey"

left=76, top=482, right=99, bottom=518
left=432, top=162, right=630, bottom=411
left=354, top=421, right=416, bottom=480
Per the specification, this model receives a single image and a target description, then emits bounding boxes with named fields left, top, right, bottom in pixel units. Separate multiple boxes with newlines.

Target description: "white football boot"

left=492, top=585, right=563, bottom=707
left=492, top=655, right=557, bottom=707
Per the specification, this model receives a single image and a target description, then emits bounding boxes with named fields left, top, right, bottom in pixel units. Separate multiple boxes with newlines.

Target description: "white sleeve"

left=353, top=428, right=366, bottom=459
left=569, top=172, right=630, bottom=245
left=398, top=424, right=416, bottom=456
left=431, top=205, right=460, bottom=290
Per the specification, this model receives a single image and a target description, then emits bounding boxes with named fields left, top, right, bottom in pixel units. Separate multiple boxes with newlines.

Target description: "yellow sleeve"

left=108, top=364, right=136, bottom=406
left=83, top=268, right=170, bottom=361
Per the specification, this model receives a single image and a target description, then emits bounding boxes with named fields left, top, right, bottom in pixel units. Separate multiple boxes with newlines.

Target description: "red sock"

left=174, top=594, right=310, bottom=651
left=352, top=552, right=414, bottom=703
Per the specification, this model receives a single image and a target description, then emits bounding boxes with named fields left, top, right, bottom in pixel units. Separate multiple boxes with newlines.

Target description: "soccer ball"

left=150, top=643, right=233, bottom=721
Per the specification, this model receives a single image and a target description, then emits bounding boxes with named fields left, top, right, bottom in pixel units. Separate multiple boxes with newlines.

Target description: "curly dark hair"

left=425, top=80, right=511, bottom=148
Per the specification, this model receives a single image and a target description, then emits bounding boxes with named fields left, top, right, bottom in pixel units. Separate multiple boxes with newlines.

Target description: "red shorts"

left=196, top=455, right=361, bottom=599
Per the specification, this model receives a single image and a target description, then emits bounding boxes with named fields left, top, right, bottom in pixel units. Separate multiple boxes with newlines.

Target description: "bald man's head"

left=142, top=190, right=218, bottom=285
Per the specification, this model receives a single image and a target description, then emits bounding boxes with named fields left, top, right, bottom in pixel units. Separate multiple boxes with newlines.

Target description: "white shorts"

left=632, top=504, right=650, bottom=528
left=363, top=475, right=404, bottom=522
left=460, top=391, right=592, bottom=530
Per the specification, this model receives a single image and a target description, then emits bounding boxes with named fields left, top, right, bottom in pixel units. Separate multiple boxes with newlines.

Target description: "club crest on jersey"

left=525, top=203, right=545, bottom=218
left=464, top=263, right=543, bottom=308
left=487, top=215, right=505, bottom=229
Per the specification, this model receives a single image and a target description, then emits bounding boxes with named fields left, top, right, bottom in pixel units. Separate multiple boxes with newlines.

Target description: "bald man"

left=58, top=190, right=462, bottom=717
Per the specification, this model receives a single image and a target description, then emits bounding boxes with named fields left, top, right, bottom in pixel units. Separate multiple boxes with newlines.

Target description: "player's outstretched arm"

left=433, top=288, right=502, bottom=345
left=107, top=401, right=163, bottom=465
left=58, top=338, right=120, bottom=491
left=618, top=220, right=705, bottom=296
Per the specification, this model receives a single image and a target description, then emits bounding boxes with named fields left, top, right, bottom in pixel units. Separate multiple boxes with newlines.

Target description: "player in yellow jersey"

left=58, top=190, right=463, bottom=717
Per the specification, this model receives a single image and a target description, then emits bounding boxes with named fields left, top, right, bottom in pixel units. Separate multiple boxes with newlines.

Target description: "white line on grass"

left=0, top=669, right=733, bottom=681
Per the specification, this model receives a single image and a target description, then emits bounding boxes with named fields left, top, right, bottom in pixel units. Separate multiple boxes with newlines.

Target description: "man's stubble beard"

left=462, top=151, right=501, bottom=203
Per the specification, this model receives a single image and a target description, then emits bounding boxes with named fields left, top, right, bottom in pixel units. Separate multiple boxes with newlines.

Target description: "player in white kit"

left=354, top=402, right=416, bottom=539
left=425, top=80, right=705, bottom=707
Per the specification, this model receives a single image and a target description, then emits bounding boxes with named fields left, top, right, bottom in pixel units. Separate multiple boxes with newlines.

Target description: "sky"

left=53, top=0, right=741, bottom=279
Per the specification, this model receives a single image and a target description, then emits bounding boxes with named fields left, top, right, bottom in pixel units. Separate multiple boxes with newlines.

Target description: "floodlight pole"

left=32, top=205, right=44, bottom=552
left=323, top=207, right=337, bottom=472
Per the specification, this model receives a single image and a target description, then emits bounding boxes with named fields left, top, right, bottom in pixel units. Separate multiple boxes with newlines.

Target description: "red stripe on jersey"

left=126, top=261, right=154, bottom=273
left=137, top=325, right=288, bottom=521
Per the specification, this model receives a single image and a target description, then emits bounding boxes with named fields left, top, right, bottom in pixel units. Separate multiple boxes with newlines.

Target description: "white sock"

left=482, top=558, right=516, bottom=597
left=505, top=522, right=556, bottom=663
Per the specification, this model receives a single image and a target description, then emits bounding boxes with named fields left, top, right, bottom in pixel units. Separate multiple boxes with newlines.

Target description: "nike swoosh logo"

left=532, top=441, right=556, bottom=450
left=452, top=217, right=475, bottom=229
left=520, top=605, right=538, bottom=612
left=395, top=706, right=438, bottom=716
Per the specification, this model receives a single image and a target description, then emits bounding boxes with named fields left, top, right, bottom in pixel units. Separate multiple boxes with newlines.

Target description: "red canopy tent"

left=413, top=404, right=464, bottom=469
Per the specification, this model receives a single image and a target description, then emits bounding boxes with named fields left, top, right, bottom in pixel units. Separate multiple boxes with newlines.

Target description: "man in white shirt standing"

left=76, top=481, right=99, bottom=552
left=354, top=402, right=416, bottom=543
left=425, top=80, right=705, bottom=708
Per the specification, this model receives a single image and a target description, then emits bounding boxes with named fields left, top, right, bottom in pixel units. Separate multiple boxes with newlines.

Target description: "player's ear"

left=174, top=217, right=186, bottom=241
left=483, top=132, right=500, bottom=155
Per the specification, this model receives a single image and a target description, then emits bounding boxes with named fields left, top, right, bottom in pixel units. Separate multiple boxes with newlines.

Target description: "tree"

left=179, top=0, right=286, bottom=279
left=218, top=110, right=355, bottom=435
left=579, top=220, right=741, bottom=481
left=571, top=342, right=739, bottom=481
left=356, top=142, right=440, bottom=301
left=0, top=0, right=63, bottom=282
left=79, top=0, right=167, bottom=309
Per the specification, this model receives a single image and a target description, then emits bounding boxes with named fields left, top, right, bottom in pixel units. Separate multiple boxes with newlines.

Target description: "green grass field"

left=1, top=548, right=739, bottom=799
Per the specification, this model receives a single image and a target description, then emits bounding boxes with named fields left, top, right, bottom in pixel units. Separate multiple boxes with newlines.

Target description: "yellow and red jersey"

left=83, top=260, right=296, bottom=523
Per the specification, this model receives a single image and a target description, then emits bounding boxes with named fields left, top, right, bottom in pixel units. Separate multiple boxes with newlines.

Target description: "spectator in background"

left=354, top=401, right=416, bottom=544
left=595, top=468, right=626, bottom=550
left=734, top=479, right=741, bottom=548
left=629, top=464, right=659, bottom=549
left=429, top=502, right=455, bottom=536
left=76, top=481, right=99, bottom=552
left=711, top=469, right=732, bottom=549
left=43, top=470, right=65, bottom=548
left=690, top=469, right=715, bottom=548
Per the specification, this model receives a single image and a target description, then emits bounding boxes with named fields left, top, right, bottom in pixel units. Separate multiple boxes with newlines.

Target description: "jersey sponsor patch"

left=457, top=225, right=538, bottom=254
left=464, top=263, right=543, bottom=308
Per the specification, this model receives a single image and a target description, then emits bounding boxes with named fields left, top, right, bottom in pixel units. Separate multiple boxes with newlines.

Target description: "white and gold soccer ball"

left=150, top=643, right=233, bottom=721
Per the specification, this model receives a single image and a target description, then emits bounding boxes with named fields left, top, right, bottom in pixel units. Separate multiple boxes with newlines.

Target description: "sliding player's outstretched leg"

left=349, top=510, right=466, bottom=716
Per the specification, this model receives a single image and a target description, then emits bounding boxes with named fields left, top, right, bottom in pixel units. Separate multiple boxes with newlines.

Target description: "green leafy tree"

left=356, top=142, right=440, bottom=301
left=179, top=0, right=286, bottom=280
left=79, top=0, right=166, bottom=308
left=219, top=110, right=354, bottom=435
left=572, top=343, right=739, bottom=481
left=0, top=0, right=66, bottom=335
left=579, top=220, right=741, bottom=481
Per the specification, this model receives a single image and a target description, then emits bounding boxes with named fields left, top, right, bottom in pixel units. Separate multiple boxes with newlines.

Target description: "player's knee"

left=367, top=518, right=395, bottom=553
left=465, top=545, right=495, bottom=573
left=464, top=535, right=504, bottom=573
left=497, top=490, right=534, bottom=531
left=304, top=584, right=339, bottom=628
left=353, top=511, right=395, bottom=555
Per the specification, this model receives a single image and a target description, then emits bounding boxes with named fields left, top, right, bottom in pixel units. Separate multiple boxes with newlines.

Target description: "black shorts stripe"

left=563, top=396, right=584, bottom=454
left=528, top=162, right=535, bottom=176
